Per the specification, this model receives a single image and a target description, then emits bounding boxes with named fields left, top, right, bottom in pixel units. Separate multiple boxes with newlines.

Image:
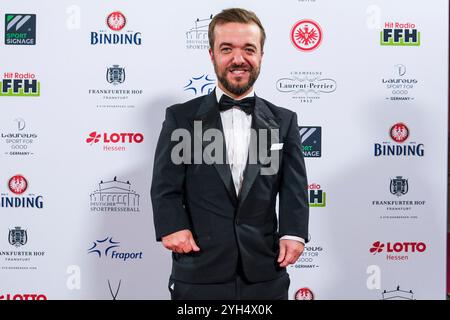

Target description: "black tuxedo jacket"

left=151, top=90, right=309, bottom=284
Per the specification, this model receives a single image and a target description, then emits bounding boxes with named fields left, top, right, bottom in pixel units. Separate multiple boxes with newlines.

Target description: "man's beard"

left=214, top=62, right=260, bottom=97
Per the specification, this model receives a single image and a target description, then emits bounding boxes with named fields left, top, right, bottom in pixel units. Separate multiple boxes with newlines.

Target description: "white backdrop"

left=0, top=0, right=448, bottom=300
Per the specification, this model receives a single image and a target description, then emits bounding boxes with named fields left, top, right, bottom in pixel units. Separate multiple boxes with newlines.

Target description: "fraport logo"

left=87, top=237, right=143, bottom=261
left=184, top=74, right=215, bottom=96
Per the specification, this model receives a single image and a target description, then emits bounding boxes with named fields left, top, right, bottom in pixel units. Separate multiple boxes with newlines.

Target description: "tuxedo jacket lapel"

left=238, top=95, right=280, bottom=207
left=191, top=92, right=280, bottom=209
left=193, top=90, right=238, bottom=206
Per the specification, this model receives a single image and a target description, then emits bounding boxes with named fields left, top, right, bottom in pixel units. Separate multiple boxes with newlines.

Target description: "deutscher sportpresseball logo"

left=5, top=14, right=36, bottom=45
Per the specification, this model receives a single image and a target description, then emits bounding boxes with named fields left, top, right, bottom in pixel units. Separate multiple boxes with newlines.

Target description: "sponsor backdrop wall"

left=0, top=0, right=448, bottom=300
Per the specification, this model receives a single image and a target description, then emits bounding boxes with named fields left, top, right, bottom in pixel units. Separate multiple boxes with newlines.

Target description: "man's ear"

left=208, top=47, right=214, bottom=62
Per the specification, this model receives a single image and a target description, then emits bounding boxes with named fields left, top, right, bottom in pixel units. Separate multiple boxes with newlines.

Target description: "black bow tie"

left=218, top=94, right=255, bottom=115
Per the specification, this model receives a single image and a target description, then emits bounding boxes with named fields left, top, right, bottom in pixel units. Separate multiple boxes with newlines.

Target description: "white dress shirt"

left=215, top=86, right=305, bottom=245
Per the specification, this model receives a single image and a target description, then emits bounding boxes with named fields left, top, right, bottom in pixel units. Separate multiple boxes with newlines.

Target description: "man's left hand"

left=277, top=239, right=304, bottom=268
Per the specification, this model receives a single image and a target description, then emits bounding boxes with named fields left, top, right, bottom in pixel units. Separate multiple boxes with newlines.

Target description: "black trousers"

left=168, top=273, right=290, bottom=300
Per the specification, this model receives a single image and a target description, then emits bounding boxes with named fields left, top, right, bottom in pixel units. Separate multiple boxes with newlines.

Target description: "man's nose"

left=231, top=51, right=245, bottom=64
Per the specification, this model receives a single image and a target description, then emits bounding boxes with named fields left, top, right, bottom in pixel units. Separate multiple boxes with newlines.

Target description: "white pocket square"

left=270, top=143, right=284, bottom=151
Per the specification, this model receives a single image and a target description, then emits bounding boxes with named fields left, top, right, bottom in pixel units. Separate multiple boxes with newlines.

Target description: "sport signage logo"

left=4, top=14, right=36, bottom=45
left=299, top=126, right=321, bottom=158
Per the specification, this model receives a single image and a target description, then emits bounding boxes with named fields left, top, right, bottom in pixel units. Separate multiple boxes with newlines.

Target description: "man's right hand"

left=161, top=229, right=201, bottom=253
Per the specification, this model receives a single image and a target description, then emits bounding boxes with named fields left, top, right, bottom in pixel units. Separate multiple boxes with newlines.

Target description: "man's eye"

left=221, top=47, right=231, bottom=53
left=245, top=48, right=255, bottom=54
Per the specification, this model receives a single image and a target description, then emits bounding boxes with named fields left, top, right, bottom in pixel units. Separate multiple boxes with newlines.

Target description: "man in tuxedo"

left=151, top=8, right=309, bottom=300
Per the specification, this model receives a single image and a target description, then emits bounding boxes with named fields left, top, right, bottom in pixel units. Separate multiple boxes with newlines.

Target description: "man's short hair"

left=208, top=8, right=266, bottom=51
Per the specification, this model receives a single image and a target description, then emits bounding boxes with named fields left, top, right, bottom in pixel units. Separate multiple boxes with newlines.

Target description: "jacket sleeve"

left=150, top=107, right=191, bottom=241
left=278, top=112, right=309, bottom=242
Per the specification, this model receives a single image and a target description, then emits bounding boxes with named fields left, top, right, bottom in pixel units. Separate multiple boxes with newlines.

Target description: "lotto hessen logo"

left=5, top=14, right=36, bottom=45
left=0, top=72, right=40, bottom=97
left=370, top=241, right=426, bottom=262
left=86, top=132, right=144, bottom=152
left=370, top=241, right=426, bottom=254
left=374, top=123, right=424, bottom=157
left=381, top=22, right=420, bottom=46
left=0, top=293, right=47, bottom=300
left=291, top=19, right=322, bottom=51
